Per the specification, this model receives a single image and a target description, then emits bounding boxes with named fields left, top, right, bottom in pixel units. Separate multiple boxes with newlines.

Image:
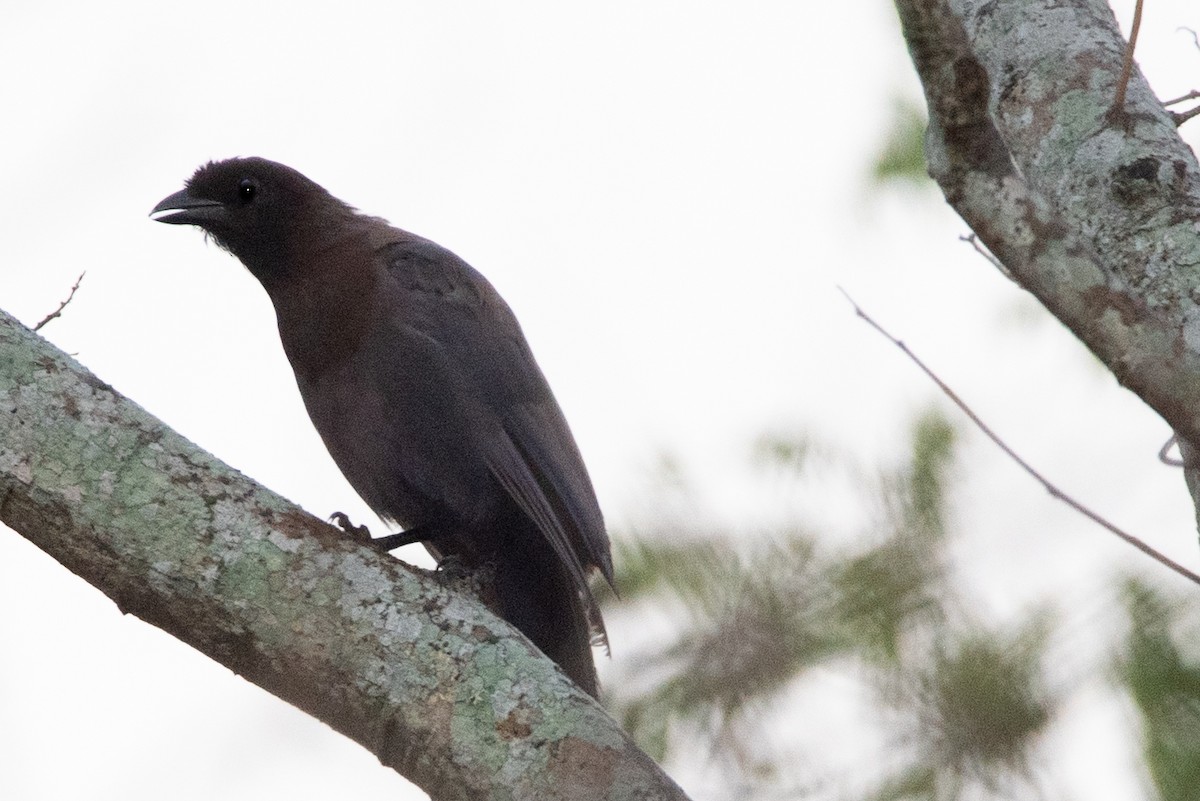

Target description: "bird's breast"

left=269, top=248, right=384, bottom=385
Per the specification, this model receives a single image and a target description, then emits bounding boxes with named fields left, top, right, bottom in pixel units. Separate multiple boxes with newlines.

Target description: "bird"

left=150, top=157, right=613, bottom=697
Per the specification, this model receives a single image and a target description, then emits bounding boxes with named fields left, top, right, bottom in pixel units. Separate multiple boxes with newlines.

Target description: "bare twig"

left=1179, top=26, right=1200, bottom=54
left=1170, top=105, right=1200, bottom=127
left=1163, top=90, right=1200, bottom=107
left=1161, top=89, right=1200, bottom=127
left=1111, top=0, right=1144, bottom=114
left=959, top=233, right=1011, bottom=278
left=1159, top=435, right=1184, bottom=467
left=33, top=271, right=86, bottom=332
left=839, top=288, right=1200, bottom=587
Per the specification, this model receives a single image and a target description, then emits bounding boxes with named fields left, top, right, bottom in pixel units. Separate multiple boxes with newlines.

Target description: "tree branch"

left=32, top=270, right=85, bottom=332
left=841, top=289, right=1200, bottom=586
left=1110, top=0, right=1144, bottom=115
left=0, top=308, right=688, bottom=801
left=893, top=0, right=1200, bottom=524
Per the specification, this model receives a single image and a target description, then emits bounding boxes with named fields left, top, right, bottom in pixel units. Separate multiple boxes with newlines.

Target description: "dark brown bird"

left=151, top=157, right=612, bottom=696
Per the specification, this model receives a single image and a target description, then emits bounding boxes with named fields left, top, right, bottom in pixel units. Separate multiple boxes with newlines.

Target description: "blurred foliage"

left=908, top=625, right=1052, bottom=784
left=837, top=412, right=953, bottom=664
left=603, top=410, right=1200, bottom=800
left=1119, top=579, right=1200, bottom=801
left=871, top=99, right=930, bottom=186
left=611, top=532, right=844, bottom=764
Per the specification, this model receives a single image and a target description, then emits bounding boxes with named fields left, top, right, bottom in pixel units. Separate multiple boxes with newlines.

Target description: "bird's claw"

left=329, top=511, right=373, bottom=544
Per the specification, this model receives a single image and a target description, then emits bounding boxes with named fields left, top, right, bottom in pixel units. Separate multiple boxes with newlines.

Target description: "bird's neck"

left=264, top=220, right=384, bottom=384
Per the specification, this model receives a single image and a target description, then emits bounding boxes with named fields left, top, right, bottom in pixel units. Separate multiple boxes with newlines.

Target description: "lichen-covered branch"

left=0, top=308, right=688, bottom=801
left=893, top=0, right=1200, bottom=508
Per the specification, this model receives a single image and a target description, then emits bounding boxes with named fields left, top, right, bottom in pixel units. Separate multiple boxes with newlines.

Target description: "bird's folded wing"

left=485, top=427, right=608, bottom=646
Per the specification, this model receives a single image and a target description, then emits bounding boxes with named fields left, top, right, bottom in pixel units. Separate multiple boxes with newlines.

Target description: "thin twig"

left=1179, top=26, right=1200, bottom=54
left=1161, top=89, right=1200, bottom=128
left=839, top=287, right=1200, bottom=587
left=1112, top=0, right=1145, bottom=114
left=33, top=272, right=86, bottom=332
left=1170, top=105, right=1200, bottom=128
left=1162, top=90, right=1200, bottom=107
left=959, top=233, right=1011, bottom=278
left=1159, top=436, right=1184, bottom=468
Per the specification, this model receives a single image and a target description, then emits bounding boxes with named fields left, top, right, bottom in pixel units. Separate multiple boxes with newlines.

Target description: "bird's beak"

left=150, top=188, right=226, bottom=226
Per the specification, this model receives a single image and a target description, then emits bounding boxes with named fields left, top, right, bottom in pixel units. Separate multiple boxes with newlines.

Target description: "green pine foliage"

left=871, top=99, right=930, bottom=186
left=1119, top=579, right=1200, bottom=801
left=600, top=410, right=1142, bottom=800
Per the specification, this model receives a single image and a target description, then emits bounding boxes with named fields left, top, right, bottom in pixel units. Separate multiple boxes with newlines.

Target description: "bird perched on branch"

left=151, top=158, right=613, bottom=696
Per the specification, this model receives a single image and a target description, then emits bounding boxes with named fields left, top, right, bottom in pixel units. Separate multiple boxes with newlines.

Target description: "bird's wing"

left=485, top=425, right=608, bottom=644
left=379, top=236, right=615, bottom=596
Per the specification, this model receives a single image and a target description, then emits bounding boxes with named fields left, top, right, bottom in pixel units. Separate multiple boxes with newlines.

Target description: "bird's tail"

left=492, top=521, right=600, bottom=698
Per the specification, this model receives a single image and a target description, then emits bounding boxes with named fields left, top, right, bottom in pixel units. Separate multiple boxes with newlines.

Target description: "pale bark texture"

left=893, top=0, right=1200, bottom=523
left=0, top=308, right=689, bottom=801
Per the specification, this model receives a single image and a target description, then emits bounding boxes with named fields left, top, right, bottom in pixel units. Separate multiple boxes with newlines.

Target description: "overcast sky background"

left=3, top=2, right=1200, bottom=799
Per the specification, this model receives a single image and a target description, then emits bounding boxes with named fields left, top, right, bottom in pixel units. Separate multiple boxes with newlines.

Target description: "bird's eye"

left=238, top=178, right=257, bottom=204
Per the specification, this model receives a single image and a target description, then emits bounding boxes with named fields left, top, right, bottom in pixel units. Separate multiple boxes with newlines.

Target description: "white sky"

left=2, top=2, right=1199, bottom=799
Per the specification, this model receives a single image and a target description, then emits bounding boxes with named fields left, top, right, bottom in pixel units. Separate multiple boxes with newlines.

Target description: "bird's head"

left=151, top=157, right=336, bottom=280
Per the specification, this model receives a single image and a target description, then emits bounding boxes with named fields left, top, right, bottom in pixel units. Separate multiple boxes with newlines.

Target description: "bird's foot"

left=331, top=513, right=436, bottom=552
left=330, top=511, right=372, bottom=543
